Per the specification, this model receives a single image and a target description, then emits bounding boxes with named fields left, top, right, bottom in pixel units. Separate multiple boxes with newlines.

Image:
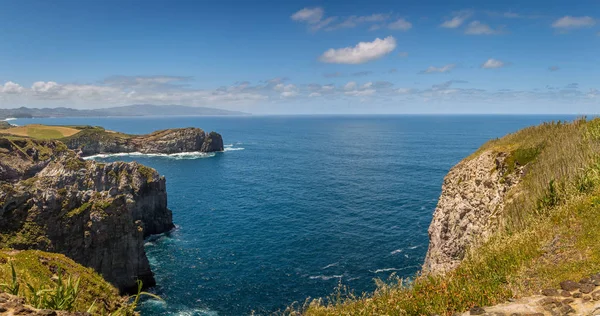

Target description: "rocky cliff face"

left=0, top=138, right=173, bottom=293
left=423, top=150, right=525, bottom=274
left=63, top=127, right=224, bottom=156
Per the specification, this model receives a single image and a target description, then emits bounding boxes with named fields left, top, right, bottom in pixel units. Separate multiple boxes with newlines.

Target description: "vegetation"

left=1, top=124, right=81, bottom=139
left=291, top=118, right=600, bottom=316
left=0, top=251, right=161, bottom=315
left=0, top=250, right=123, bottom=314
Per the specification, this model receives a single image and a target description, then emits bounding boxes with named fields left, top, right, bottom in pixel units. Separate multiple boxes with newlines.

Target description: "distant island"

left=0, top=104, right=249, bottom=119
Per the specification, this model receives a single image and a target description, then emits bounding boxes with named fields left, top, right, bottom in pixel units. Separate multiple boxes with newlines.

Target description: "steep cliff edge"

left=423, top=150, right=526, bottom=274
left=61, top=126, right=224, bottom=156
left=301, top=118, right=600, bottom=315
left=0, top=137, right=173, bottom=293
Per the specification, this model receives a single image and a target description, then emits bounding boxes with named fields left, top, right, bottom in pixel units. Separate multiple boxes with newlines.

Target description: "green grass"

left=293, top=117, right=600, bottom=316
left=0, top=250, right=124, bottom=314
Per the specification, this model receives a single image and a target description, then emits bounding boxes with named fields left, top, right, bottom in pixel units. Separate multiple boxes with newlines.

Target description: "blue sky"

left=0, top=0, right=598, bottom=114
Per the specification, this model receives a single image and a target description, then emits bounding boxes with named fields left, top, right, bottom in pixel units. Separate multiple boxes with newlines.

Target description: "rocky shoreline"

left=0, top=127, right=223, bottom=294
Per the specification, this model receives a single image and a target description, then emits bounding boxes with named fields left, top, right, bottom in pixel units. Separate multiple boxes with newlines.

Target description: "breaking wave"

left=83, top=151, right=216, bottom=160
left=309, top=275, right=343, bottom=280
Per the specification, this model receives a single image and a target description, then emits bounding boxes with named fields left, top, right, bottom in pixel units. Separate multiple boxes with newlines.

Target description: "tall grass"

left=292, top=118, right=600, bottom=316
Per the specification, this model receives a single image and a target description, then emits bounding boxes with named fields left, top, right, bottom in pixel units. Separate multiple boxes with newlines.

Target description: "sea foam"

left=83, top=151, right=216, bottom=160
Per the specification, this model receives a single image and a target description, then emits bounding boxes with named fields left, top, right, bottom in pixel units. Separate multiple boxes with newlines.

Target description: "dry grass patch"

left=3, top=125, right=81, bottom=139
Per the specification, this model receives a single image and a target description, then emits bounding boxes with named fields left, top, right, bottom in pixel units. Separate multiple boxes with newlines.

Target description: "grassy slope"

left=294, top=118, right=600, bottom=316
left=2, top=125, right=81, bottom=139
left=0, top=250, right=124, bottom=314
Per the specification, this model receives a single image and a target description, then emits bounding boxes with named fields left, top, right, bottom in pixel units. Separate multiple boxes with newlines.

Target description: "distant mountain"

left=0, top=105, right=248, bottom=119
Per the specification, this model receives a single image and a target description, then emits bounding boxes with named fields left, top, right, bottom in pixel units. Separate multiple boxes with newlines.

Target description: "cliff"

left=62, top=126, right=224, bottom=156
left=301, top=118, right=600, bottom=315
left=0, top=137, right=173, bottom=293
left=423, top=150, right=526, bottom=274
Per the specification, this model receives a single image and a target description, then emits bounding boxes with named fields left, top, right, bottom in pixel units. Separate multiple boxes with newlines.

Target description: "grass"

left=2, top=124, right=81, bottom=139
left=292, top=117, right=600, bottom=316
left=0, top=250, right=124, bottom=314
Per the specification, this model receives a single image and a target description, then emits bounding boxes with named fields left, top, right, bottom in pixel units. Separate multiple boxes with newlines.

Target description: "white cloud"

left=420, top=64, right=456, bottom=74
left=361, top=82, right=373, bottom=89
left=308, top=92, right=321, bottom=97
left=396, top=88, right=414, bottom=94
left=465, top=21, right=501, bottom=35
left=441, top=10, right=473, bottom=28
left=334, top=14, right=389, bottom=29
left=481, top=58, right=505, bottom=69
left=291, top=7, right=324, bottom=23
left=319, top=36, right=396, bottom=64
left=1, top=81, right=25, bottom=94
left=388, top=18, right=412, bottom=31
left=344, top=81, right=357, bottom=90
left=552, top=16, right=596, bottom=29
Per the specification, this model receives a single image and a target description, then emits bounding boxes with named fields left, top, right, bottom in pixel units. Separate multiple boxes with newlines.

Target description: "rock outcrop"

left=423, top=150, right=525, bottom=274
left=0, top=138, right=173, bottom=293
left=62, top=127, right=224, bottom=156
left=462, top=273, right=600, bottom=316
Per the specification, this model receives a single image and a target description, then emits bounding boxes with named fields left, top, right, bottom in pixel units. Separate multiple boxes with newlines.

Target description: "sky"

left=0, top=0, right=598, bottom=114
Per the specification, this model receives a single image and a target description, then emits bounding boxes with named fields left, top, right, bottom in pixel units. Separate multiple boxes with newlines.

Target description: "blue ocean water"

left=12, top=115, right=578, bottom=315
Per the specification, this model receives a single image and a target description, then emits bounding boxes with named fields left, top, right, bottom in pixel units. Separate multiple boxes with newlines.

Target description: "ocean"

left=12, top=115, right=578, bottom=315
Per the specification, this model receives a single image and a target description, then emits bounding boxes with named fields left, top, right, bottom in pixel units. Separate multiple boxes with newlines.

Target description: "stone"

left=583, top=295, right=591, bottom=302
left=558, top=304, right=575, bottom=315
left=562, top=298, right=574, bottom=304
left=542, top=288, right=560, bottom=296
left=470, top=306, right=486, bottom=315
left=560, top=290, right=571, bottom=297
left=592, top=290, right=600, bottom=300
left=572, top=292, right=582, bottom=298
left=559, top=280, right=580, bottom=292
left=63, top=127, right=224, bottom=156
left=424, top=151, right=526, bottom=274
left=0, top=138, right=175, bottom=293
left=579, top=277, right=592, bottom=284
left=580, top=283, right=595, bottom=294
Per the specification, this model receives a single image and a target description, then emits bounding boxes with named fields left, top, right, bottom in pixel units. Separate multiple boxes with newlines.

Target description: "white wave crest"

left=223, top=147, right=244, bottom=152
left=390, top=249, right=403, bottom=255
left=322, top=262, right=338, bottom=270
left=83, top=151, right=216, bottom=160
left=408, top=245, right=419, bottom=249
left=3, top=118, right=16, bottom=121
left=371, top=265, right=420, bottom=274
left=309, top=275, right=343, bottom=280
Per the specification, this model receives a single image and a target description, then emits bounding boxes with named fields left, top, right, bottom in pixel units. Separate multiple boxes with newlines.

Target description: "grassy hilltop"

left=292, top=118, right=600, bottom=315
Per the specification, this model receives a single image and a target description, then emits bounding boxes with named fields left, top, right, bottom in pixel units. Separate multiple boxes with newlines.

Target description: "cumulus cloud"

left=420, top=64, right=456, bottom=74
left=319, top=36, right=396, bottom=64
left=552, top=16, right=596, bottom=29
left=465, top=21, right=502, bottom=35
left=481, top=58, right=505, bottom=69
left=1, top=81, right=25, bottom=94
left=441, top=10, right=473, bottom=28
left=388, top=18, right=412, bottom=31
